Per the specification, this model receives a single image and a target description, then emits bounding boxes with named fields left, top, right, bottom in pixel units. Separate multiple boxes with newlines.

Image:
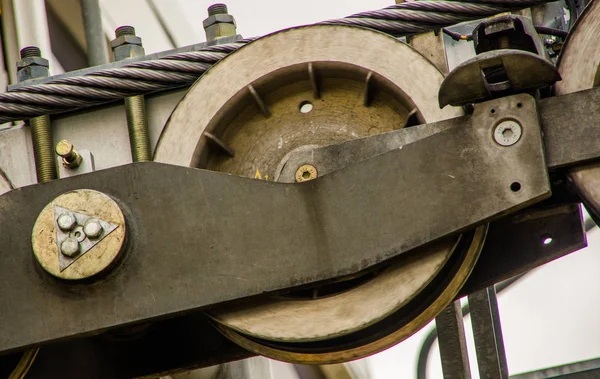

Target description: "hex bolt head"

left=84, top=218, right=103, bottom=239
left=493, top=120, right=522, bottom=146
left=57, top=212, right=77, bottom=231
left=60, top=237, right=80, bottom=257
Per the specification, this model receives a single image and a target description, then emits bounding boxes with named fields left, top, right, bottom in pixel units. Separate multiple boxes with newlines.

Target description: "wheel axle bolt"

left=84, top=218, right=103, bottom=239
left=295, top=164, right=318, bottom=183
left=60, top=237, right=80, bottom=257
left=57, top=212, right=77, bottom=231
left=493, top=119, right=522, bottom=146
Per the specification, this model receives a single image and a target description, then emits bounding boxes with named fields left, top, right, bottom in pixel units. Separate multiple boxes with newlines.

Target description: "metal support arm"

left=0, top=94, right=551, bottom=353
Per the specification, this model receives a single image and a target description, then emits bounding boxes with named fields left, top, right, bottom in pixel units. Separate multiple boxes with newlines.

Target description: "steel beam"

left=0, top=94, right=549, bottom=353
left=436, top=301, right=472, bottom=379
left=468, top=287, right=509, bottom=379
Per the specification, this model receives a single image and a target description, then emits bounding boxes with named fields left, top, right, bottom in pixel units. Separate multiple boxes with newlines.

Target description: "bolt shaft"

left=115, top=25, right=136, bottom=38
left=20, top=46, right=41, bottom=59
left=17, top=47, right=56, bottom=183
left=124, top=95, right=152, bottom=162
left=498, top=35, right=510, bottom=50
left=208, top=3, right=228, bottom=16
left=30, top=114, right=57, bottom=182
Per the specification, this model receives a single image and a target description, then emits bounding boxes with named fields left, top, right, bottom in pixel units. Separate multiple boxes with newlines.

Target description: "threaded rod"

left=116, top=26, right=136, bottom=38
left=498, top=35, right=510, bottom=50
left=30, top=115, right=57, bottom=182
left=208, top=4, right=228, bottom=16
left=20, top=46, right=41, bottom=59
left=124, top=95, right=152, bottom=162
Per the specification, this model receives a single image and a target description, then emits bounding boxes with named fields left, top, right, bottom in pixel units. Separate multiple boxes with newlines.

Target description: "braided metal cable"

left=0, top=0, right=557, bottom=123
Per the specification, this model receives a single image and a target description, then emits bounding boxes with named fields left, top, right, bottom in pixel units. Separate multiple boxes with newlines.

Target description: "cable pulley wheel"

left=155, top=24, right=486, bottom=364
left=555, top=0, right=600, bottom=223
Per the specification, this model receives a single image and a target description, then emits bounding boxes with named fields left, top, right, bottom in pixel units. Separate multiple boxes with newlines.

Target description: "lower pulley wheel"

left=155, top=24, right=486, bottom=363
left=556, top=0, right=600, bottom=222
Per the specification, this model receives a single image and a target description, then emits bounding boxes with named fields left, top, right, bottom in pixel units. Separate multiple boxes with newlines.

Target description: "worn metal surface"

left=0, top=313, right=253, bottom=379
left=31, top=189, right=126, bottom=280
left=173, top=24, right=475, bottom=363
left=156, top=25, right=463, bottom=168
left=435, top=301, right=472, bottom=379
left=512, top=357, right=600, bottom=379
left=0, top=97, right=548, bottom=351
left=459, top=203, right=585, bottom=297
left=553, top=2, right=600, bottom=225
left=539, top=87, right=600, bottom=169
left=438, top=49, right=560, bottom=107
left=468, top=287, right=509, bottom=379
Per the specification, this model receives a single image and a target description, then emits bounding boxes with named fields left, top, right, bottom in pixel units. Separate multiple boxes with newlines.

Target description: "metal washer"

left=31, top=189, right=126, bottom=280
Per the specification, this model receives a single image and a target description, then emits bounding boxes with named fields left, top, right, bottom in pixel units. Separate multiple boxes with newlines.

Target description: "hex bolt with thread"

left=111, top=26, right=152, bottom=162
left=17, top=47, right=57, bottom=183
left=204, top=3, right=237, bottom=42
left=55, top=140, right=83, bottom=169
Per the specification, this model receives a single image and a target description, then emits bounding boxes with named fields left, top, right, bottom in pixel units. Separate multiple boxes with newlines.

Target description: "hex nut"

left=84, top=218, right=103, bottom=239
left=60, top=237, right=80, bottom=257
left=16, top=56, right=49, bottom=69
left=17, top=66, right=49, bottom=82
left=203, top=14, right=235, bottom=28
left=112, top=44, right=145, bottom=61
left=57, top=212, right=77, bottom=231
left=110, top=35, right=142, bottom=49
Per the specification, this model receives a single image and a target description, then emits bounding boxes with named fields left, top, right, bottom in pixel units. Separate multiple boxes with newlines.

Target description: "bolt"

left=83, top=218, right=103, bottom=239
left=493, top=119, right=522, bottom=146
left=60, top=237, right=80, bottom=257
left=57, top=212, right=77, bottom=231
left=203, top=3, right=236, bottom=42
left=208, top=3, right=228, bottom=16
left=20, top=46, right=41, bottom=59
left=17, top=47, right=56, bottom=183
left=295, top=164, right=318, bottom=183
left=55, top=140, right=83, bottom=169
left=110, top=27, right=152, bottom=162
left=115, top=25, right=136, bottom=38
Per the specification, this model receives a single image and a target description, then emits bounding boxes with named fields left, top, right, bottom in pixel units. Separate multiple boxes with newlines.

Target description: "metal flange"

left=31, top=189, right=126, bottom=280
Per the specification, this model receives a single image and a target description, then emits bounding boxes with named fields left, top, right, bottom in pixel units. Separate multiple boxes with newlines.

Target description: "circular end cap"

left=32, top=189, right=126, bottom=280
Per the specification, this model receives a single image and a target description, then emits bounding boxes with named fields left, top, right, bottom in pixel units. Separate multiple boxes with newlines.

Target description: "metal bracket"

left=0, top=94, right=550, bottom=353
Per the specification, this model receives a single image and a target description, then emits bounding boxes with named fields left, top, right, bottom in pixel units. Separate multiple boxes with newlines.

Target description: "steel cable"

left=0, top=0, right=558, bottom=123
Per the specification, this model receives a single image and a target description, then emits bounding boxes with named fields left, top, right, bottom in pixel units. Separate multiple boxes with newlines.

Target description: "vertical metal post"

left=80, top=0, right=109, bottom=66
left=468, top=286, right=509, bottom=379
left=436, top=301, right=472, bottom=379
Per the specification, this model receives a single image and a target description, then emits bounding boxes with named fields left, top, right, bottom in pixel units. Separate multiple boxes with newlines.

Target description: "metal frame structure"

left=0, top=1, right=597, bottom=378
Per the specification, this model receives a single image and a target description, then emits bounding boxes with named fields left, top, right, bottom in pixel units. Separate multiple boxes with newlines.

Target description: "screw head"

left=295, top=164, right=318, bottom=183
left=55, top=140, right=74, bottom=158
left=84, top=219, right=103, bottom=239
left=493, top=120, right=522, bottom=146
left=60, top=237, right=80, bottom=257
left=57, top=212, right=77, bottom=231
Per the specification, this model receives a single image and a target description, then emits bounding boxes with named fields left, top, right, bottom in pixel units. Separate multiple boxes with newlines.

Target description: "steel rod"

left=468, top=286, right=509, bottom=379
left=435, top=301, right=472, bottom=379
left=80, top=0, right=109, bottom=66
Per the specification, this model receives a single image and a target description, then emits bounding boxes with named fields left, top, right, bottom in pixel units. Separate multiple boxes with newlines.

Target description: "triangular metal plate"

left=54, top=205, right=118, bottom=272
